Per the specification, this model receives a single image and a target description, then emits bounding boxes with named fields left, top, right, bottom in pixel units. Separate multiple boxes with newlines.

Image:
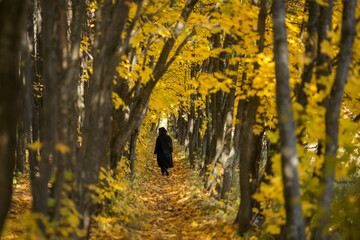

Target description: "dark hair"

left=159, top=127, right=167, bottom=135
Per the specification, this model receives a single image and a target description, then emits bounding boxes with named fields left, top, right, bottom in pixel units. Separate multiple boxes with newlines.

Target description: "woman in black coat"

left=154, top=127, right=173, bottom=176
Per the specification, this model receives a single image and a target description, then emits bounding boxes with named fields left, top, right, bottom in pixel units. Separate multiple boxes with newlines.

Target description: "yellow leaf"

left=266, top=224, right=281, bottom=234
left=298, top=53, right=312, bottom=66
left=316, top=0, right=329, bottom=6
left=56, top=143, right=71, bottom=154
left=223, top=225, right=233, bottom=234
left=27, top=141, right=43, bottom=151
left=320, top=40, right=332, bottom=56
left=190, top=221, right=198, bottom=227
left=112, top=92, right=126, bottom=110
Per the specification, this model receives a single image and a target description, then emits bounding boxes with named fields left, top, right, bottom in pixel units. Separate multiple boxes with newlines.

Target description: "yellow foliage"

left=320, top=39, right=333, bottom=56
left=27, top=141, right=43, bottom=151
left=55, top=143, right=71, bottom=154
left=112, top=92, right=126, bottom=110
left=316, top=0, right=329, bottom=6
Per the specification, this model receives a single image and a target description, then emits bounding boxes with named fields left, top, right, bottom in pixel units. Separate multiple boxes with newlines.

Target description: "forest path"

left=132, top=143, right=236, bottom=240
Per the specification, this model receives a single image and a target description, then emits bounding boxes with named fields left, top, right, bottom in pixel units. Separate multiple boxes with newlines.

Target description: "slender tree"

left=272, top=0, right=306, bottom=239
left=0, top=0, right=26, bottom=234
left=312, top=0, right=358, bottom=239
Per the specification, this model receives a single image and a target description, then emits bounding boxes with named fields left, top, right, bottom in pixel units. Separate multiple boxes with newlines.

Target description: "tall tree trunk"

left=216, top=61, right=238, bottom=199
left=235, top=97, right=260, bottom=233
left=29, top=0, right=42, bottom=187
left=272, top=0, right=306, bottom=239
left=128, top=99, right=150, bottom=174
left=0, top=0, right=26, bottom=234
left=16, top=122, right=27, bottom=174
left=31, top=0, right=66, bottom=233
left=52, top=0, right=86, bottom=225
left=24, top=3, right=35, bottom=180
left=188, top=96, right=197, bottom=168
left=311, top=1, right=357, bottom=239
left=315, top=0, right=333, bottom=92
left=235, top=0, right=270, bottom=231
left=296, top=0, right=319, bottom=107
left=219, top=97, right=243, bottom=201
left=202, top=94, right=212, bottom=170
left=206, top=33, right=232, bottom=194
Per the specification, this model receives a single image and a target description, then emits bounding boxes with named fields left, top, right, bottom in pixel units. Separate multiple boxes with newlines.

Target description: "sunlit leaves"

left=55, top=143, right=70, bottom=154
left=27, top=141, right=43, bottom=151
left=316, top=0, right=329, bottom=6
left=112, top=92, right=126, bottom=110
left=320, top=39, right=333, bottom=55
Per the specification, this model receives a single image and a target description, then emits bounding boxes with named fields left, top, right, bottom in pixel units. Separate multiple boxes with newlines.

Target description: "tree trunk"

left=0, top=0, right=26, bottom=234
left=29, top=0, right=42, bottom=187
left=272, top=0, right=306, bottom=239
left=220, top=97, right=244, bottom=201
left=16, top=122, right=27, bottom=174
left=202, top=95, right=212, bottom=171
left=216, top=62, right=238, bottom=199
left=79, top=3, right=127, bottom=235
left=188, top=97, right=197, bottom=168
left=128, top=99, right=150, bottom=174
left=235, top=97, right=260, bottom=233
left=296, top=0, right=319, bottom=107
left=31, top=1, right=66, bottom=234
left=52, top=0, right=86, bottom=225
left=311, top=1, right=357, bottom=239
left=315, top=0, right=333, bottom=92
left=22, top=0, right=36, bottom=178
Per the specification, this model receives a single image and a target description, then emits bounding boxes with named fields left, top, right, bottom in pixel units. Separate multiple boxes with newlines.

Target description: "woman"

left=154, top=127, right=173, bottom=176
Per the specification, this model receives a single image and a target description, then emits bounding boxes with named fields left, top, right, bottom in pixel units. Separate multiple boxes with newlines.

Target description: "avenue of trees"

left=0, top=0, right=359, bottom=239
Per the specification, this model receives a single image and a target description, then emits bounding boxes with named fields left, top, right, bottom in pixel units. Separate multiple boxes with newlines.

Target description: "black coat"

left=154, top=134, right=173, bottom=168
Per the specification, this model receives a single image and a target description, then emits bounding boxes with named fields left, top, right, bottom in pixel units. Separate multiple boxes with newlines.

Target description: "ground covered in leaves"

left=131, top=153, right=237, bottom=239
left=3, top=139, right=241, bottom=239
left=90, top=139, right=241, bottom=239
left=2, top=175, right=33, bottom=239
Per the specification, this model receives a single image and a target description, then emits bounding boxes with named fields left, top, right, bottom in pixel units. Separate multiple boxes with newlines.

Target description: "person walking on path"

left=154, top=127, right=173, bottom=176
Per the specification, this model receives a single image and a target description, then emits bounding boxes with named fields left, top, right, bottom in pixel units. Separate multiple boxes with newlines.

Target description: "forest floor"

left=129, top=148, right=238, bottom=239
left=91, top=140, right=240, bottom=239
left=2, top=174, right=32, bottom=239
left=3, top=139, right=240, bottom=240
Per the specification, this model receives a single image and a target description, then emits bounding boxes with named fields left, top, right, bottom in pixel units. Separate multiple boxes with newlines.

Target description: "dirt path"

left=132, top=147, right=237, bottom=240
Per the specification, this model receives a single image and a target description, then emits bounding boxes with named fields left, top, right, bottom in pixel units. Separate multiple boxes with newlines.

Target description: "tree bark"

left=188, top=94, right=197, bottom=168
left=0, top=0, right=26, bottom=234
left=296, top=0, right=319, bottom=107
left=30, top=1, right=68, bottom=234
left=220, top=99, right=244, bottom=200
left=52, top=0, right=86, bottom=225
left=235, top=97, right=260, bottom=233
left=235, top=0, right=269, bottom=229
left=272, top=0, right=306, bottom=239
left=16, top=122, right=27, bottom=174
left=128, top=98, right=150, bottom=174
left=315, top=0, right=333, bottom=92
left=77, top=1, right=132, bottom=234
left=216, top=61, right=238, bottom=200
